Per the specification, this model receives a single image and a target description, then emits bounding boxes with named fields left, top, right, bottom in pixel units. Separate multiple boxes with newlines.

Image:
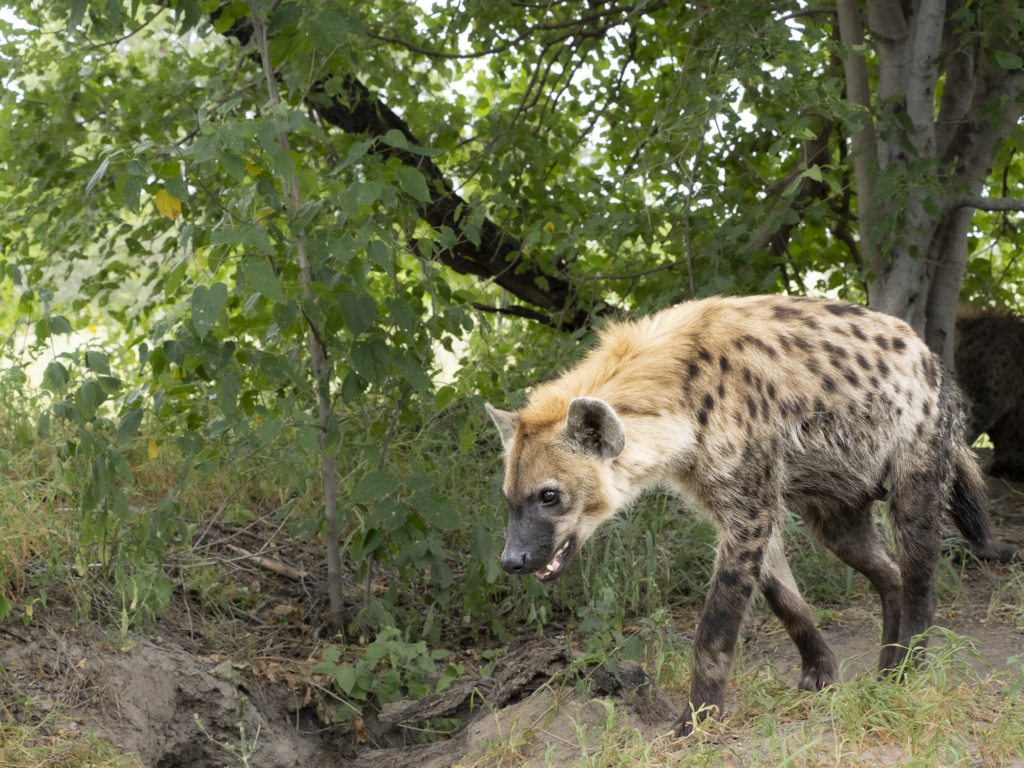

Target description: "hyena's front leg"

left=758, top=529, right=838, bottom=691
left=670, top=539, right=757, bottom=737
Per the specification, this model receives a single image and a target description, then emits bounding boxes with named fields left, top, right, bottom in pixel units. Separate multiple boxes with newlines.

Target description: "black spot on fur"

left=778, top=335, right=793, bottom=353
left=718, top=382, right=726, bottom=398
left=719, top=569, right=742, bottom=588
left=878, top=359, right=890, bottom=377
left=802, top=316, right=822, bottom=330
left=850, top=323, right=867, bottom=340
left=916, top=422, right=925, bottom=437
left=805, top=356, right=821, bottom=374
left=698, top=348, right=712, bottom=363
left=793, top=335, right=813, bottom=352
left=825, top=303, right=866, bottom=316
left=922, top=354, right=939, bottom=389
left=923, top=401, right=931, bottom=417
left=874, top=335, right=890, bottom=351
left=772, top=305, right=805, bottom=320
left=698, top=409, right=708, bottom=426
left=719, top=355, right=730, bottom=372
left=822, top=375, right=836, bottom=392
left=687, top=362, right=699, bottom=379
left=743, top=368, right=753, bottom=385
left=856, top=353, right=870, bottom=370
left=893, top=337, right=907, bottom=352
left=703, top=393, right=715, bottom=410
left=842, top=368, right=860, bottom=387
left=745, top=335, right=779, bottom=358
left=746, top=397, right=758, bottom=419
left=766, top=382, right=776, bottom=400
left=870, top=376, right=880, bottom=389
left=822, top=341, right=849, bottom=360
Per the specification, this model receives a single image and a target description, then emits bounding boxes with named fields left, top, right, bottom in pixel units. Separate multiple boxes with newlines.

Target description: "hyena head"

left=485, top=398, right=625, bottom=582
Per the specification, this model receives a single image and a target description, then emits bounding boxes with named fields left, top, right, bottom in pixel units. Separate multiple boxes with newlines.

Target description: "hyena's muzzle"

left=499, top=500, right=579, bottom=583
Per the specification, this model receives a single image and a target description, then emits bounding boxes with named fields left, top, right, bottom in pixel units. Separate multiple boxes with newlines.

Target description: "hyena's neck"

left=608, top=412, right=697, bottom=505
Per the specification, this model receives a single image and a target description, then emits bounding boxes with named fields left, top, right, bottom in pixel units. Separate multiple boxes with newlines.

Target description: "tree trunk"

left=838, top=0, right=1024, bottom=361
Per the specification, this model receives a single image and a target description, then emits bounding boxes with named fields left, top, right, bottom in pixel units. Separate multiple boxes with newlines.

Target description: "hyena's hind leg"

left=758, top=528, right=839, bottom=691
left=883, top=481, right=942, bottom=675
left=798, top=499, right=904, bottom=671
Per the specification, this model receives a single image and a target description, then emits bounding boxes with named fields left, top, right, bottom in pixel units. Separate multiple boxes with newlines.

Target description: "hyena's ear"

left=485, top=403, right=519, bottom=451
left=565, top=397, right=625, bottom=460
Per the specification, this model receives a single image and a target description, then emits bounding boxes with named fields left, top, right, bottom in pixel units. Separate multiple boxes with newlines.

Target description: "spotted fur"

left=486, top=295, right=1016, bottom=737
left=955, top=306, right=1024, bottom=480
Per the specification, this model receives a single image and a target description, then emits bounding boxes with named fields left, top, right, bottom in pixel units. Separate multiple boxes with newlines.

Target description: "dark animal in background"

left=956, top=306, right=1024, bottom=481
left=486, top=295, right=1016, bottom=737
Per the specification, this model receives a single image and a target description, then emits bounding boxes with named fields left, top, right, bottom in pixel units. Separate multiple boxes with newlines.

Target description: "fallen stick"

left=225, top=545, right=308, bottom=580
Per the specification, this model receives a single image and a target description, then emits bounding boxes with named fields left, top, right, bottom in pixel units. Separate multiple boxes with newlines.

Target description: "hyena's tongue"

left=540, top=543, right=567, bottom=576
left=545, top=550, right=563, bottom=573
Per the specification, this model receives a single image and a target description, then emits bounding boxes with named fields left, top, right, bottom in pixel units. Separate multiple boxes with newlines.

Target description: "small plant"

left=312, top=626, right=462, bottom=724
left=194, top=715, right=260, bottom=767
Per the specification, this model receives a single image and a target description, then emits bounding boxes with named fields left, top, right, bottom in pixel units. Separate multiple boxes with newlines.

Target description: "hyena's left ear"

left=485, top=403, right=519, bottom=451
left=566, top=397, right=625, bottom=459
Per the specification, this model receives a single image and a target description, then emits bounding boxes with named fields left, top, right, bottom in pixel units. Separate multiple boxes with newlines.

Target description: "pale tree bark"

left=836, top=0, right=1024, bottom=368
left=836, top=0, right=882, bottom=287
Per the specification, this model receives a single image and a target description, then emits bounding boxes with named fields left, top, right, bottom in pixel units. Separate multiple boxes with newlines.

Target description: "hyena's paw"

left=797, top=656, right=839, bottom=692
left=667, top=713, right=693, bottom=739
left=667, top=702, right=720, bottom=738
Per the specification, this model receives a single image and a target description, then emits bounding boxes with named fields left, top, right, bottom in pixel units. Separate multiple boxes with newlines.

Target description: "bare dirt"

left=0, top=471, right=1021, bottom=767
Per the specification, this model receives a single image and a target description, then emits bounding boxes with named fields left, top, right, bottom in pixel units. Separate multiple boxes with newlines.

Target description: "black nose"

left=500, top=549, right=532, bottom=574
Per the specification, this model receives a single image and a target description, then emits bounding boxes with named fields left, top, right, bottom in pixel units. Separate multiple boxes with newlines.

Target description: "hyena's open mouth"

left=535, top=535, right=578, bottom=582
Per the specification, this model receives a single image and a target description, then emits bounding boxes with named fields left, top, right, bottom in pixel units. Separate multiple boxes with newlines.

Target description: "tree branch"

left=776, top=6, right=836, bottom=23
left=471, top=303, right=556, bottom=327
left=946, top=196, right=1024, bottom=214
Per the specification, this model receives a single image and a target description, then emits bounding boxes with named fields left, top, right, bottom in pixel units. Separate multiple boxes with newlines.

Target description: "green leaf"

left=396, top=167, right=431, bottom=202
left=191, top=282, right=228, bottom=340
left=212, top=224, right=274, bottom=255
left=309, top=10, right=349, bottom=52
left=393, top=351, right=432, bottom=394
left=67, top=0, right=87, bottom=30
left=990, top=49, right=1024, bottom=70
left=123, top=177, right=142, bottom=213
left=43, top=362, right=69, bottom=392
left=409, top=492, right=462, bottom=530
left=352, top=470, right=398, bottom=503
left=385, top=297, right=417, bottom=337
left=296, top=425, right=320, bottom=453
left=221, top=154, right=247, bottom=181
left=48, top=316, right=73, bottom=335
left=338, top=293, right=377, bottom=336
left=192, top=136, right=217, bottom=163
left=164, top=261, right=188, bottom=298
left=242, top=258, right=285, bottom=304
left=260, top=417, right=282, bottom=444
left=85, top=351, right=110, bottom=375
left=291, top=200, right=321, bottom=234
left=380, top=130, right=445, bottom=157
left=367, top=240, right=393, bottom=278
left=334, top=666, right=358, bottom=696
left=86, top=156, right=111, bottom=195
left=117, top=408, right=144, bottom=445
left=218, top=371, right=241, bottom=418
left=350, top=339, right=390, bottom=386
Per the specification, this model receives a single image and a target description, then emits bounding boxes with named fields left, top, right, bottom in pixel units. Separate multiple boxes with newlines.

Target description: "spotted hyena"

left=485, top=295, right=1017, bottom=737
left=955, top=306, right=1024, bottom=481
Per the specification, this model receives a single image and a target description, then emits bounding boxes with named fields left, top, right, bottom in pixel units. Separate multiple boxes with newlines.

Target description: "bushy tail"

left=943, top=371, right=1020, bottom=563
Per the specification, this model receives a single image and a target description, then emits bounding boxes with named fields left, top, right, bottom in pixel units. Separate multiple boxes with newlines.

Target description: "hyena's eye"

left=540, top=490, right=560, bottom=506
